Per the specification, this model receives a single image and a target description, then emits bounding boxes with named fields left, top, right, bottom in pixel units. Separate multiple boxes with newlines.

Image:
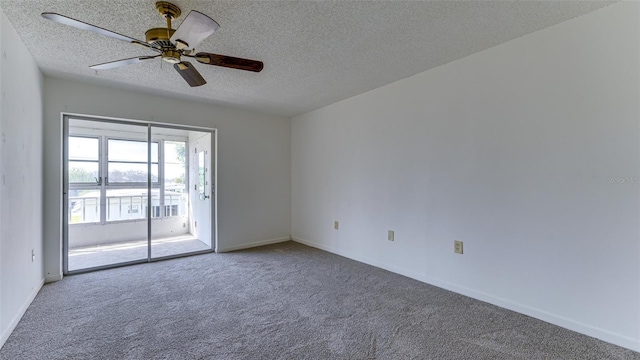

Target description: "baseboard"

left=292, top=236, right=426, bottom=280
left=292, top=237, right=640, bottom=352
left=217, top=236, right=291, bottom=253
left=0, top=278, right=45, bottom=350
left=45, top=274, right=63, bottom=283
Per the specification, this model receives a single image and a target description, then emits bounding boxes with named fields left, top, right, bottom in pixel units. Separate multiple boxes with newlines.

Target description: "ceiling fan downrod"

left=156, top=1, right=180, bottom=37
left=156, top=1, right=181, bottom=21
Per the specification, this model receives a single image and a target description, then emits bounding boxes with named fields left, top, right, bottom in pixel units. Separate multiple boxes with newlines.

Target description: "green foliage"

left=174, top=142, right=186, bottom=184
left=69, top=167, right=96, bottom=183
left=175, top=143, right=186, bottom=165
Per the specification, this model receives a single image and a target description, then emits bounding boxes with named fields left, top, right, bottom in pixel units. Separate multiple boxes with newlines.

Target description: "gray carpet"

left=1, top=241, right=638, bottom=360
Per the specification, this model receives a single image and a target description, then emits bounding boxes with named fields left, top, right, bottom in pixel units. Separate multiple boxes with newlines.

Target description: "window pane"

left=69, top=137, right=99, bottom=161
left=106, top=189, right=148, bottom=221
left=163, top=193, right=186, bottom=217
left=69, top=161, right=99, bottom=183
left=165, top=141, right=186, bottom=189
left=68, top=189, right=100, bottom=224
left=165, top=164, right=186, bottom=189
left=108, top=163, right=158, bottom=183
left=108, top=139, right=158, bottom=163
left=164, top=141, right=185, bottom=163
left=164, top=205, right=179, bottom=217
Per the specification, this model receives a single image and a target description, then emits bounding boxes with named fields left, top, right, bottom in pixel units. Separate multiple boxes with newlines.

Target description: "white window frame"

left=68, top=133, right=188, bottom=225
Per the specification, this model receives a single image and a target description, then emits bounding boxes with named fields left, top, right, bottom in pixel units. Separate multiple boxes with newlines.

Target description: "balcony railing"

left=69, top=193, right=187, bottom=224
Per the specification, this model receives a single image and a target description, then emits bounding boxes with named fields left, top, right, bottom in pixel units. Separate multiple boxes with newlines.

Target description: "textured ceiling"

left=0, top=0, right=615, bottom=117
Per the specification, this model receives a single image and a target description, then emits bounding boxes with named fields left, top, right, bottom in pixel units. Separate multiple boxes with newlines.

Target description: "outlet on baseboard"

left=334, top=220, right=339, bottom=230
left=454, top=240, right=463, bottom=254
left=388, top=230, right=394, bottom=241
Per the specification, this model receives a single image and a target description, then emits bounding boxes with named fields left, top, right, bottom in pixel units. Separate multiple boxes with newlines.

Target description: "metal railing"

left=69, top=194, right=186, bottom=224
left=69, top=197, right=100, bottom=224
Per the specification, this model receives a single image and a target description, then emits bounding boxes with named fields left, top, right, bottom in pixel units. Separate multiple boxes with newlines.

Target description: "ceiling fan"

left=41, top=1, right=264, bottom=87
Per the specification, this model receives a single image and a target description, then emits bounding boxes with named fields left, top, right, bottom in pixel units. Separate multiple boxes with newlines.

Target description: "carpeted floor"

left=1, top=241, right=638, bottom=359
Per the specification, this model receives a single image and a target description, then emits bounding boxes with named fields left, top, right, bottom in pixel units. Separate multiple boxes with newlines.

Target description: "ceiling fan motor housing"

left=145, top=28, right=176, bottom=48
left=149, top=2, right=183, bottom=64
left=145, top=28, right=180, bottom=63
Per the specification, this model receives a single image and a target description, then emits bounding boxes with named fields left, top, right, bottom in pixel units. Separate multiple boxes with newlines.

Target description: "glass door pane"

left=150, top=126, right=212, bottom=259
left=66, top=118, right=150, bottom=272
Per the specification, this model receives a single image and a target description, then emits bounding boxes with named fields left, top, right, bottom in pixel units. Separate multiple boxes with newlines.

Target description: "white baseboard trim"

left=292, top=237, right=640, bottom=352
left=0, top=278, right=45, bottom=350
left=217, top=236, right=291, bottom=253
left=45, top=274, right=63, bottom=283
left=293, top=236, right=426, bottom=280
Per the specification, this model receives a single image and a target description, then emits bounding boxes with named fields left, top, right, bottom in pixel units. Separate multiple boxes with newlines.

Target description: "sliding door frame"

left=62, top=113, right=217, bottom=275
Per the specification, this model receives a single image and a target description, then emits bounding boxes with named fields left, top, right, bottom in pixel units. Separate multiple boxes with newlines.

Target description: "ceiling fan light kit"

left=41, top=1, right=263, bottom=87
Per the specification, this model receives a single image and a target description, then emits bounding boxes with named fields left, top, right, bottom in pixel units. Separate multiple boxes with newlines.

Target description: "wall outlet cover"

left=454, top=240, right=463, bottom=254
left=388, top=230, right=394, bottom=241
left=334, top=220, right=339, bottom=230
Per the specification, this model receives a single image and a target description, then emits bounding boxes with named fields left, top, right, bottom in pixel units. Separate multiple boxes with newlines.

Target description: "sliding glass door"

left=149, top=127, right=213, bottom=259
left=63, top=115, right=215, bottom=274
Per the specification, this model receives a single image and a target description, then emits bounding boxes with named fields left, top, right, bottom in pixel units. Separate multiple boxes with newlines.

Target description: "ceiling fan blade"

left=90, top=55, right=160, bottom=70
left=170, top=11, right=220, bottom=51
left=194, top=52, right=264, bottom=73
left=41, top=12, right=159, bottom=51
left=174, top=61, right=207, bottom=87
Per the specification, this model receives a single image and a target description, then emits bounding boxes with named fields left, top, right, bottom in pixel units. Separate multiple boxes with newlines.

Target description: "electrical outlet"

left=454, top=240, right=464, bottom=254
left=31, top=249, right=35, bottom=262
left=334, top=220, right=339, bottom=230
left=388, top=230, right=394, bottom=241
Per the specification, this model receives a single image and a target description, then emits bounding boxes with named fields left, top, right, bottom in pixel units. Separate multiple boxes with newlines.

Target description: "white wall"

left=43, top=77, right=291, bottom=279
left=0, top=9, right=45, bottom=348
left=1, top=6, right=3, bottom=347
left=292, top=1, right=640, bottom=351
left=68, top=217, right=189, bottom=247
